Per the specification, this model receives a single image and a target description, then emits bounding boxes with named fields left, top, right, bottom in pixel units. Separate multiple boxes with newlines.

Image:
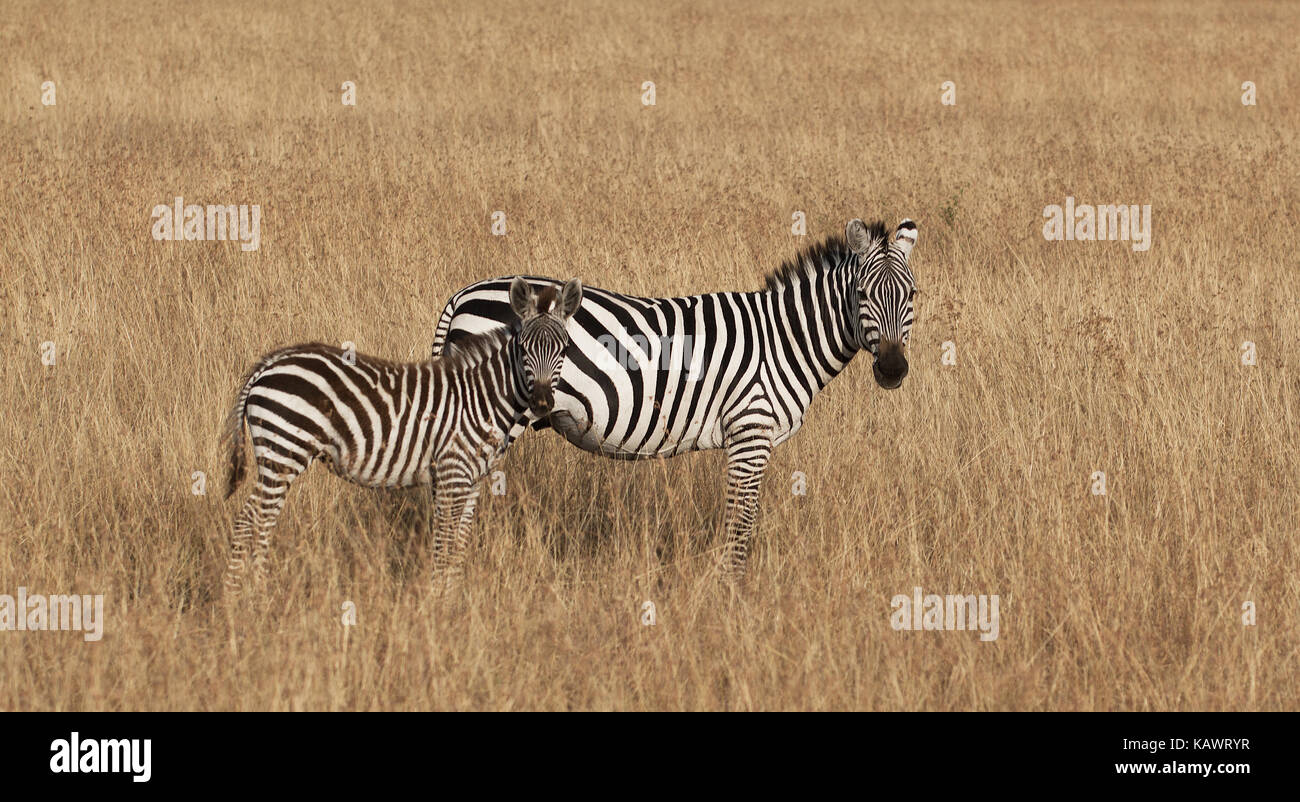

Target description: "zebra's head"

left=847, top=218, right=918, bottom=390
left=509, top=276, right=583, bottom=417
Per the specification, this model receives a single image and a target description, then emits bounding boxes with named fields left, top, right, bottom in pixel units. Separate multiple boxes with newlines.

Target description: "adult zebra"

left=223, top=277, right=583, bottom=596
left=431, top=218, right=918, bottom=577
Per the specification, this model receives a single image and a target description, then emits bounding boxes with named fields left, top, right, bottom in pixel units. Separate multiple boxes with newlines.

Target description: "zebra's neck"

left=761, top=255, right=861, bottom=390
left=456, top=337, right=532, bottom=432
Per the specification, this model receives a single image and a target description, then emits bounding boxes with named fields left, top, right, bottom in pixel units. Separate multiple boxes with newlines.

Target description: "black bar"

left=3, top=713, right=1283, bottom=790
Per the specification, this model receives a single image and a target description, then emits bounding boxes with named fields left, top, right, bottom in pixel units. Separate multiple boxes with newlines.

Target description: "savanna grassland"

left=1, top=0, right=1298, bottom=710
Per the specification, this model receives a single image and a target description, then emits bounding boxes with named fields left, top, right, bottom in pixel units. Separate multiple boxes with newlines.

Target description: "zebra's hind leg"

left=430, top=456, right=486, bottom=595
left=225, top=450, right=304, bottom=598
left=225, top=499, right=258, bottom=598
left=718, top=420, right=774, bottom=581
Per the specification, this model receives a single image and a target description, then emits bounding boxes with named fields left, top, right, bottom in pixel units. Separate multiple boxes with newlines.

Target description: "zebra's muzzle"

left=530, top=383, right=555, bottom=417
left=873, top=341, right=908, bottom=390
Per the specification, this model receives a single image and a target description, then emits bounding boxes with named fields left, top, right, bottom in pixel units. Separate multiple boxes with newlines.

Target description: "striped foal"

left=221, top=276, right=583, bottom=595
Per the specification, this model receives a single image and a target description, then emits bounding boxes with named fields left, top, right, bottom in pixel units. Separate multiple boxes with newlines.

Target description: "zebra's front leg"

left=718, top=425, right=773, bottom=581
left=430, top=457, right=484, bottom=594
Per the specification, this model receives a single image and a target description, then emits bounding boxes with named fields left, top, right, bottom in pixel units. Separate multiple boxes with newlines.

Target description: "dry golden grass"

left=1, top=0, right=1298, bottom=710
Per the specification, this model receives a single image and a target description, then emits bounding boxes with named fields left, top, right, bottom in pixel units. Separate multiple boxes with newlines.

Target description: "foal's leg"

left=430, top=433, right=507, bottom=595
left=225, top=449, right=304, bottom=598
left=430, top=456, right=484, bottom=593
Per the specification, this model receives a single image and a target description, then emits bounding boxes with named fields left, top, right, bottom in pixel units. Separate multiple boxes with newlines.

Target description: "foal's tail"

left=223, top=368, right=256, bottom=500
left=223, top=347, right=297, bottom=499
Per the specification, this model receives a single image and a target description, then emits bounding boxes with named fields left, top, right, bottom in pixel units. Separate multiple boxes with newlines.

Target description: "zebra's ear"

left=846, top=219, right=872, bottom=255
left=509, top=277, right=535, bottom=319
left=893, top=219, right=918, bottom=259
left=557, top=278, right=583, bottom=319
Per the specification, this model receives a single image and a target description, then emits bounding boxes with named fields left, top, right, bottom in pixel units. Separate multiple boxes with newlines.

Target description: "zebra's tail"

left=223, top=347, right=293, bottom=499
left=223, top=371, right=256, bottom=500
left=430, top=296, right=459, bottom=358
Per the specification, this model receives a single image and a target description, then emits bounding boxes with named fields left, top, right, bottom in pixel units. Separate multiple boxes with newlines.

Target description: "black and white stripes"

left=430, top=218, right=919, bottom=577
left=222, top=277, right=582, bottom=595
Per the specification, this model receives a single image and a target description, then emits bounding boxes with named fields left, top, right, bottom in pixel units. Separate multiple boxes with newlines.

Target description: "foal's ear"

left=557, top=278, right=583, bottom=319
left=509, top=276, right=535, bottom=319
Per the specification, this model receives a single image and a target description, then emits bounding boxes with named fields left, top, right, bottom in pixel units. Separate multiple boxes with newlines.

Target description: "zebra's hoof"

left=430, top=573, right=462, bottom=598
left=717, top=565, right=747, bottom=584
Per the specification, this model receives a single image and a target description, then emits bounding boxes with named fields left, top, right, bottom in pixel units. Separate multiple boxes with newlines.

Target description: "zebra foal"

left=222, top=276, right=583, bottom=595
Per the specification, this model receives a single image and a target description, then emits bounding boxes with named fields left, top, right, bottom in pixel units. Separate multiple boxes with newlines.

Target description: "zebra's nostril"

left=873, top=358, right=907, bottom=387
left=877, top=348, right=908, bottom=376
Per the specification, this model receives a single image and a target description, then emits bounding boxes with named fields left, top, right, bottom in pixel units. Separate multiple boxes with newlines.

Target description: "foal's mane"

left=437, top=327, right=513, bottom=370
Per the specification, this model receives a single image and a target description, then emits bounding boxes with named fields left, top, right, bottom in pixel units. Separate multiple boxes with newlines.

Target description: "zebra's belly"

left=548, top=403, right=723, bottom=458
left=317, top=445, right=433, bottom=488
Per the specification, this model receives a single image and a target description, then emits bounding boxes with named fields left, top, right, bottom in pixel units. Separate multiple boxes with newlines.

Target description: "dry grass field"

left=2, top=0, right=1298, bottom=711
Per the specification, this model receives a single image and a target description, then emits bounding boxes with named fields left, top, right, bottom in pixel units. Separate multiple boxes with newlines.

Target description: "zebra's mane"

left=436, top=327, right=513, bottom=371
left=763, top=222, right=888, bottom=292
